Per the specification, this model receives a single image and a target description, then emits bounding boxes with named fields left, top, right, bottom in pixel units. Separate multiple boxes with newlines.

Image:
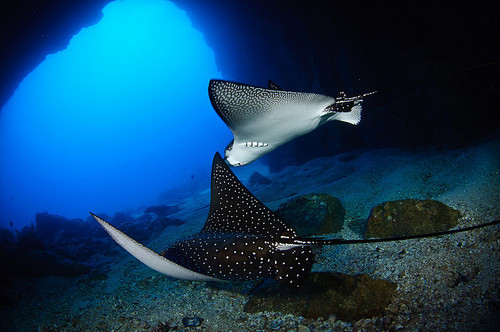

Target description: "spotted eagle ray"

left=91, top=152, right=314, bottom=285
left=208, top=79, right=376, bottom=166
left=90, top=153, right=499, bottom=286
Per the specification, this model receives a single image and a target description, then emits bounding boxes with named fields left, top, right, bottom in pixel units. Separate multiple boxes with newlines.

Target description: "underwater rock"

left=249, top=171, right=272, bottom=186
left=151, top=322, right=170, bottom=332
left=148, top=217, right=185, bottom=233
left=55, top=235, right=114, bottom=262
left=135, top=213, right=153, bottom=223
left=276, top=193, right=345, bottom=236
left=118, top=215, right=185, bottom=242
left=365, top=199, right=460, bottom=238
left=269, top=318, right=283, bottom=330
left=95, top=321, right=111, bottom=331
left=115, top=316, right=150, bottom=331
left=0, top=214, right=115, bottom=276
left=119, top=222, right=151, bottom=242
left=3, top=250, right=91, bottom=277
left=182, top=317, right=203, bottom=327
left=244, top=272, right=396, bottom=321
left=144, top=204, right=180, bottom=217
left=35, top=212, right=89, bottom=241
left=16, top=225, right=46, bottom=253
left=83, top=269, right=109, bottom=282
left=0, top=228, right=16, bottom=254
left=112, top=212, right=133, bottom=226
left=447, top=267, right=480, bottom=288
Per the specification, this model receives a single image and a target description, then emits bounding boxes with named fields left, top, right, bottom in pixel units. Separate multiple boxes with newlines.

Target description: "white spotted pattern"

left=208, top=80, right=364, bottom=166
left=93, top=152, right=316, bottom=286
left=161, top=153, right=315, bottom=286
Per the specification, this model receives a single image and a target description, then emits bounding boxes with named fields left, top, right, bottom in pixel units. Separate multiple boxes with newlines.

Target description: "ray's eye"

left=225, top=139, right=234, bottom=153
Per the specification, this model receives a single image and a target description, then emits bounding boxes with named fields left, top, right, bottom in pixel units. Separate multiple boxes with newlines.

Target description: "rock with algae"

left=276, top=193, right=345, bottom=236
left=244, top=272, right=396, bottom=321
left=365, top=199, right=460, bottom=238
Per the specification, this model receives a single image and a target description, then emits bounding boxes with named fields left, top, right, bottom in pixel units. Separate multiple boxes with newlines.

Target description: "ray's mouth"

left=224, top=158, right=242, bottom=167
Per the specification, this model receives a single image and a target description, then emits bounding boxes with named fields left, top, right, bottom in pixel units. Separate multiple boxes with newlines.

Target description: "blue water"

left=0, top=0, right=231, bottom=229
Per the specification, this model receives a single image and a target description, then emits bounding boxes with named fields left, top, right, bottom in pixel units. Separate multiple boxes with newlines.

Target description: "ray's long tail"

left=290, top=219, right=500, bottom=246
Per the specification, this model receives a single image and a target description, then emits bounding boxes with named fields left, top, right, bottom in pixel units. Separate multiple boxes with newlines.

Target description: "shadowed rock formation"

left=245, top=272, right=397, bottom=321
left=276, top=193, right=345, bottom=236
left=365, top=199, right=460, bottom=238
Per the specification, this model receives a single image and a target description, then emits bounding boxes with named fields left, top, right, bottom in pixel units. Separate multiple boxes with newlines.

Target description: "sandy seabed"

left=1, top=138, right=499, bottom=331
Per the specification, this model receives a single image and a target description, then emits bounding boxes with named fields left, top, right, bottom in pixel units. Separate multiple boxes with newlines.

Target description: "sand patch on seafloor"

left=1, top=138, right=498, bottom=331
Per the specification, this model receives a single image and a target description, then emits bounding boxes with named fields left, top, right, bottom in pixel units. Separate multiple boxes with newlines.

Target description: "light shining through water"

left=0, top=0, right=230, bottom=228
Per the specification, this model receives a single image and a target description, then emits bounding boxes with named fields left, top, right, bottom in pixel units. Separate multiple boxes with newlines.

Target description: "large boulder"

left=144, top=204, right=180, bottom=217
left=365, top=199, right=460, bottom=238
left=276, top=193, right=345, bottom=236
left=245, top=272, right=396, bottom=321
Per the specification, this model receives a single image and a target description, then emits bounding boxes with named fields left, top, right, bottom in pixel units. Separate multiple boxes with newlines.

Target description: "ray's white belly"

left=238, top=102, right=323, bottom=145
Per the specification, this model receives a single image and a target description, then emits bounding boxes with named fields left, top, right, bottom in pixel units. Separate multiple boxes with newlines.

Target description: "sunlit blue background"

left=0, top=0, right=230, bottom=228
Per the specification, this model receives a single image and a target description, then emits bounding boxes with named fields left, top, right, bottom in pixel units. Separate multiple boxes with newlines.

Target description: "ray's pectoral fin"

left=323, top=90, right=377, bottom=125
left=89, top=212, right=220, bottom=282
left=271, top=246, right=315, bottom=286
